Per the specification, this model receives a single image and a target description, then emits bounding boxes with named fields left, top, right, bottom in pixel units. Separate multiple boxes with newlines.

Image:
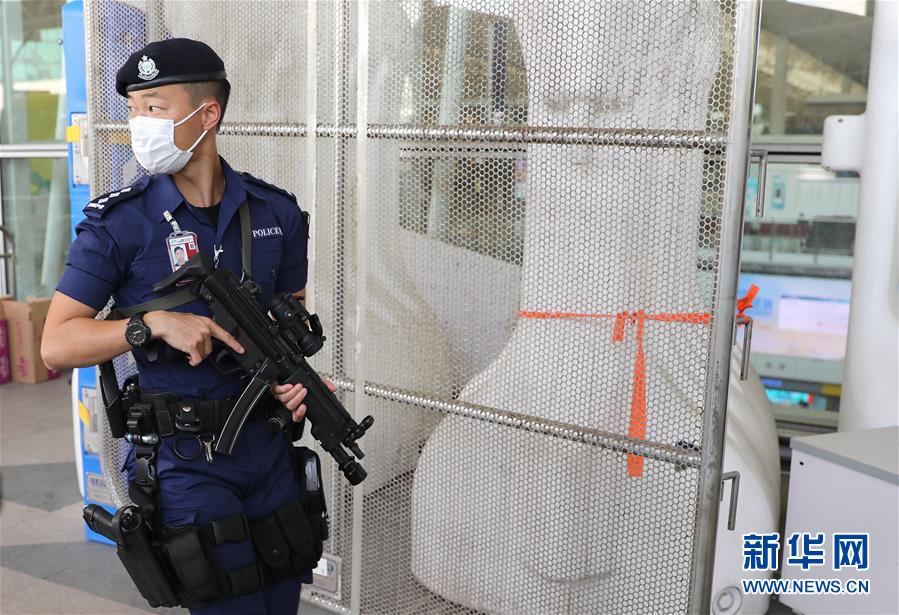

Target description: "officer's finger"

left=292, top=404, right=307, bottom=422
left=202, top=335, right=213, bottom=358
left=286, top=386, right=308, bottom=409
left=208, top=321, right=244, bottom=354
left=323, top=377, right=337, bottom=393
left=271, top=383, right=293, bottom=395
left=272, top=383, right=297, bottom=402
left=285, top=391, right=303, bottom=411
left=273, top=384, right=299, bottom=404
left=295, top=385, right=308, bottom=402
left=187, top=348, right=203, bottom=366
left=187, top=340, right=205, bottom=367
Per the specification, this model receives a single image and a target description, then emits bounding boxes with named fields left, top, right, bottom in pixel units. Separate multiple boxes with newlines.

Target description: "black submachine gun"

left=153, top=252, right=372, bottom=485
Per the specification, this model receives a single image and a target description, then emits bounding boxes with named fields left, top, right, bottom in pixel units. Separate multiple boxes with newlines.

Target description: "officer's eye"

left=149, top=105, right=161, bottom=112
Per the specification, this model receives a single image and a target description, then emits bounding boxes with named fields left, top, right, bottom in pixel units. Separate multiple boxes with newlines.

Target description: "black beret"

left=115, top=38, right=227, bottom=97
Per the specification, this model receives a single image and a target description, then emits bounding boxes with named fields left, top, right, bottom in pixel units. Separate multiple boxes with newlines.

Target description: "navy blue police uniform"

left=58, top=161, right=314, bottom=614
left=56, top=38, right=314, bottom=615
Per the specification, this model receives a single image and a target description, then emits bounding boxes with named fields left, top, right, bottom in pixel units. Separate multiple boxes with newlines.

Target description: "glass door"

left=0, top=0, right=70, bottom=300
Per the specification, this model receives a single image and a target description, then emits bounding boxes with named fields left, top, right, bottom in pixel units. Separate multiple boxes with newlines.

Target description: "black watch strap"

left=126, top=311, right=152, bottom=349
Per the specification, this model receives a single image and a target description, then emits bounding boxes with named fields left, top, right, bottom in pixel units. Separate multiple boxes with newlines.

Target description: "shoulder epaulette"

left=83, top=177, right=148, bottom=217
left=239, top=171, right=298, bottom=203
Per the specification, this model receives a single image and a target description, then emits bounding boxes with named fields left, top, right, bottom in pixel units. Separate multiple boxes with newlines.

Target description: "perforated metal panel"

left=86, top=1, right=760, bottom=613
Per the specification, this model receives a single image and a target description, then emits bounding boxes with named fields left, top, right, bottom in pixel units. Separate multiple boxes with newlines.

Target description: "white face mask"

left=129, top=102, right=209, bottom=175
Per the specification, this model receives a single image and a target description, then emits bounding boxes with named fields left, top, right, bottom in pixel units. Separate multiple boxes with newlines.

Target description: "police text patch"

left=252, top=226, right=283, bottom=239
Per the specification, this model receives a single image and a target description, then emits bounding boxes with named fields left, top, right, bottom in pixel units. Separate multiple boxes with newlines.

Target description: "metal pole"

left=0, top=144, right=68, bottom=157
left=329, top=0, right=350, bottom=580
left=333, top=0, right=349, bottom=385
left=687, top=1, right=762, bottom=612
left=305, top=0, right=318, bottom=318
left=345, top=379, right=702, bottom=469
left=94, top=121, right=728, bottom=150
left=82, top=0, right=98, bottom=199
left=350, top=1, right=369, bottom=613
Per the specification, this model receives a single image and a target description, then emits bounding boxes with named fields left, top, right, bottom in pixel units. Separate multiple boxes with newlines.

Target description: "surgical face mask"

left=128, top=102, right=209, bottom=175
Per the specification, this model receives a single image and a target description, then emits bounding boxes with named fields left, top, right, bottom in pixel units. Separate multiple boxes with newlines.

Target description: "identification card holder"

left=162, top=210, right=200, bottom=281
left=166, top=232, right=200, bottom=273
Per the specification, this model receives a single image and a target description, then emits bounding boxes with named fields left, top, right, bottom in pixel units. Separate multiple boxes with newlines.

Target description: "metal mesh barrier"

left=85, top=1, right=760, bottom=612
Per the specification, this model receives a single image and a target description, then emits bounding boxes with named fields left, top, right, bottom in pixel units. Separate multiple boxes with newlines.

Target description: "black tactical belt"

left=136, top=389, right=272, bottom=437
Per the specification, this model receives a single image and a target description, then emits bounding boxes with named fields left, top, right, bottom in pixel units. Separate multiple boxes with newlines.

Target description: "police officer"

left=41, top=38, right=333, bottom=614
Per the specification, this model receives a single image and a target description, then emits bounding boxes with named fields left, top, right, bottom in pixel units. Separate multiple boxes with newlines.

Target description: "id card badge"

left=166, top=231, right=200, bottom=272
left=163, top=209, right=200, bottom=274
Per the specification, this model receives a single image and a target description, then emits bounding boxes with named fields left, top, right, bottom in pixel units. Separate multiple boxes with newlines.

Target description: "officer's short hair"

left=182, top=80, right=230, bottom=133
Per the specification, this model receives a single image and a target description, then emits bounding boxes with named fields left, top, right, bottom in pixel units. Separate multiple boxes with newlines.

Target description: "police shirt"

left=56, top=156, right=309, bottom=400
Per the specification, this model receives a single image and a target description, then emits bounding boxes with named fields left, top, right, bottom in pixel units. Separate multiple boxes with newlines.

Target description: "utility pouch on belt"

left=297, top=446, right=329, bottom=548
left=161, top=513, right=263, bottom=608
left=248, top=446, right=329, bottom=583
left=162, top=526, right=223, bottom=606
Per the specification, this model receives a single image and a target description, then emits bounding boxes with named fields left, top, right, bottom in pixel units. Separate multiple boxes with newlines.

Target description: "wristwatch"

left=125, top=312, right=152, bottom=349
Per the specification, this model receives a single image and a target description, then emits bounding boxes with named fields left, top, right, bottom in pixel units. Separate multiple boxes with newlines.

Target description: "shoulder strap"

left=239, top=200, right=252, bottom=282
left=116, top=288, right=198, bottom=317
left=117, top=200, right=253, bottom=317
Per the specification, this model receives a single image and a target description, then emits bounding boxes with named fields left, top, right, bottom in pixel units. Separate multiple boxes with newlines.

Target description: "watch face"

left=126, top=321, right=149, bottom=347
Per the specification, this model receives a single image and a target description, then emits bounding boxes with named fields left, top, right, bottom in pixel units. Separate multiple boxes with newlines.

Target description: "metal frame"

left=0, top=144, right=68, bottom=158
left=325, top=376, right=702, bottom=469
left=82, top=0, right=98, bottom=199
left=350, top=1, right=369, bottom=613
left=79, top=0, right=765, bottom=610
left=319, top=1, right=763, bottom=611
left=94, top=121, right=728, bottom=149
left=688, top=1, right=764, bottom=612
left=305, top=0, right=318, bottom=314
left=329, top=1, right=351, bottom=605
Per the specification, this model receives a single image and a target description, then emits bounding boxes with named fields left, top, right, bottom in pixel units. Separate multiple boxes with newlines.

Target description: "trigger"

left=210, top=344, right=243, bottom=375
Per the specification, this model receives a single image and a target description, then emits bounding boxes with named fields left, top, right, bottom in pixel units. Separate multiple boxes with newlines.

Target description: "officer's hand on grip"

left=143, top=311, right=244, bottom=366
left=270, top=378, right=338, bottom=423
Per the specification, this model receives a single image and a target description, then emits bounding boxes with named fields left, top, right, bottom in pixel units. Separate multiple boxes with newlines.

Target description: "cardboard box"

left=0, top=296, right=11, bottom=384
left=0, top=296, right=61, bottom=384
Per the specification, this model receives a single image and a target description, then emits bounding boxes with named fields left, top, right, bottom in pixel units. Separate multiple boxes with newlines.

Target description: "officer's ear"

left=200, top=100, right=221, bottom=133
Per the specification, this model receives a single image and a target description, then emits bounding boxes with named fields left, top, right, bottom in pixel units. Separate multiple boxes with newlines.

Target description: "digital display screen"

left=737, top=274, right=851, bottom=361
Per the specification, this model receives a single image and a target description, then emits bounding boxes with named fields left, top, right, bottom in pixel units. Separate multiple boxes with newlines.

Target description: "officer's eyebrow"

left=128, top=90, right=167, bottom=101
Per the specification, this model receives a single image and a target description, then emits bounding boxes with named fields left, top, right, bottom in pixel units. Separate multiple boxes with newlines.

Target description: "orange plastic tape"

left=519, top=287, right=761, bottom=478
left=737, top=284, right=760, bottom=316
left=519, top=309, right=710, bottom=477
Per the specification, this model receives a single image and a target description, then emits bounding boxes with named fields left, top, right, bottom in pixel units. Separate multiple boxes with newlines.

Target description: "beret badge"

left=137, top=55, right=159, bottom=81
